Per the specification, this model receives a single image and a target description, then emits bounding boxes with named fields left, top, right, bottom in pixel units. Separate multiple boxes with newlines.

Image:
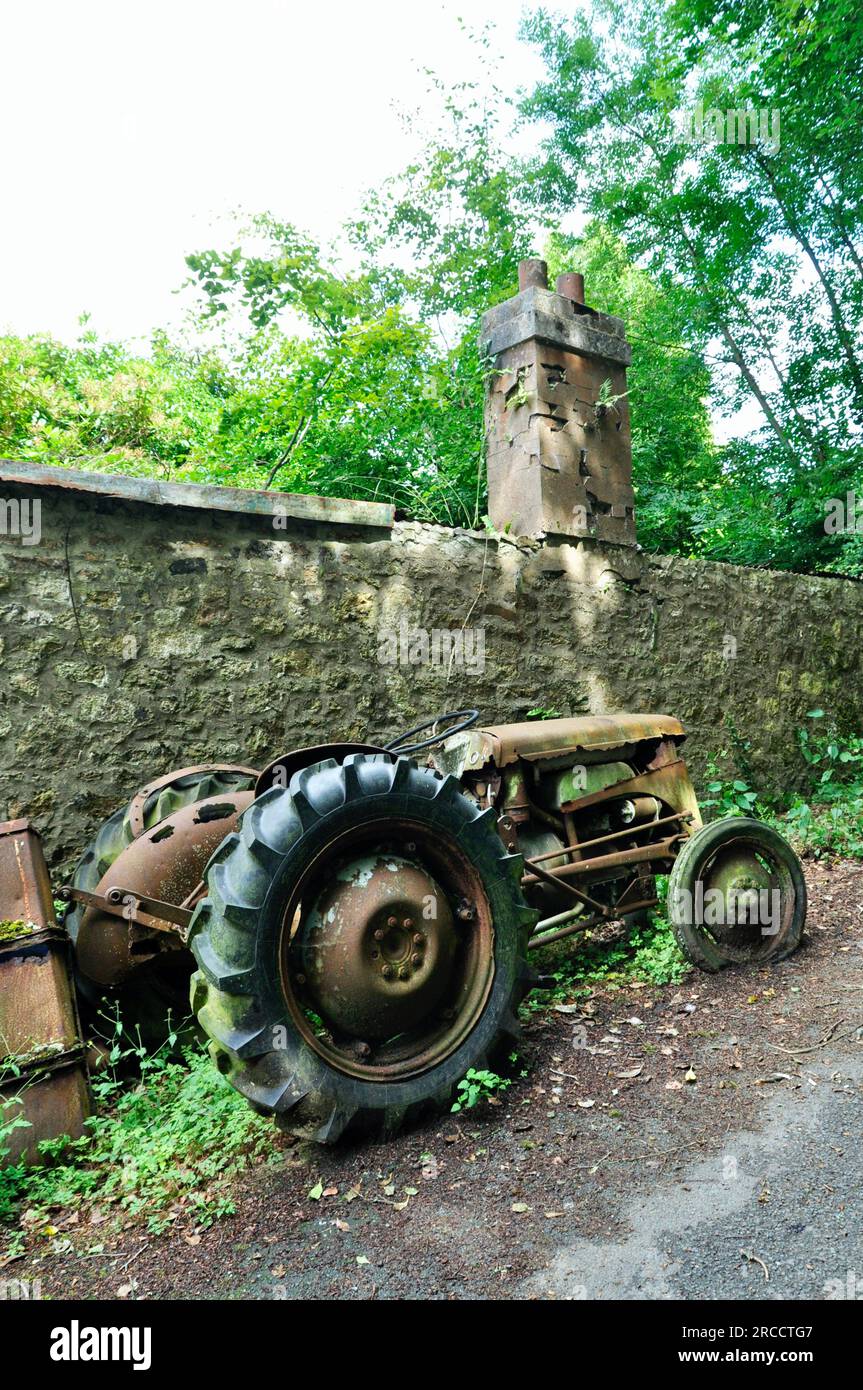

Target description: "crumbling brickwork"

left=481, top=261, right=635, bottom=544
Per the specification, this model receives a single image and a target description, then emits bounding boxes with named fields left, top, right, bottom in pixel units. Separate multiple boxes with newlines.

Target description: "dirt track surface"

left=12, top=859, right=863, bottom=1301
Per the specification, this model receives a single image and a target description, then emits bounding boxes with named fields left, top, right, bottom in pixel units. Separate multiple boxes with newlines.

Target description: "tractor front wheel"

left=668, top=817, right=806, bottom=972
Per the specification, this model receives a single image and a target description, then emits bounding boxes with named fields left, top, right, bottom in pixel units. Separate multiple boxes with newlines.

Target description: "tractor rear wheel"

left=668, top=817, right=806, bottom=971
left=65, top=765, right=258, bottom=1046
left=190, top=754, right=537, bottom=1143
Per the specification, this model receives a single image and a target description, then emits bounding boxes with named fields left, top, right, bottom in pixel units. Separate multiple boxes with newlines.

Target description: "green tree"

left=520, top=0, right=863, bottom=573
left=544, top=222, right=716, bottom=554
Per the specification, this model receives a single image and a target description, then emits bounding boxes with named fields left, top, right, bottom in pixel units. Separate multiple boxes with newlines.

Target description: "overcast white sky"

left=1, top=0, right=763, bottom=439
left=0, top=0, right=544, bottom=344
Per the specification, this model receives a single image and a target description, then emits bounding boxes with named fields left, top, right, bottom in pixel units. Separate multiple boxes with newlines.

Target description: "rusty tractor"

left=57, top=710, right=806, bottom=1143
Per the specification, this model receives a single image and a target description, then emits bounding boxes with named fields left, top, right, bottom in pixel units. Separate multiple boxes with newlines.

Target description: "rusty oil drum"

left=0, top=819, right=89, bottom=1164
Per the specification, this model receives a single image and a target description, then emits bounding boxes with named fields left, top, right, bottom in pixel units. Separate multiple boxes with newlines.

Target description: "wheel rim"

left=685, top=833, right=796, bottom=963
left=278, top=818, right=495, bottom=1081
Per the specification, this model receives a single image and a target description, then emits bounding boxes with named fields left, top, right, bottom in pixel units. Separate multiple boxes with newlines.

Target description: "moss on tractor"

left=0, top=919, right=37, bottom=942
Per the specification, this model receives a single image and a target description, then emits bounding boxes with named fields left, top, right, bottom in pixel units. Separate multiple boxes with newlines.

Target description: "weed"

left=701, top=753, right=760, bottom=818
left=523, top=891, right=689, bottom=1018
left=770, top=712, right=863, bottom=860
left=451, top=1068, right=511, bottom=1112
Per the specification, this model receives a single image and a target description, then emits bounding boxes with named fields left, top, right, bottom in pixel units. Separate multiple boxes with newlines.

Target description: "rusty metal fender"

left=76, top=789, right=254, bottom=988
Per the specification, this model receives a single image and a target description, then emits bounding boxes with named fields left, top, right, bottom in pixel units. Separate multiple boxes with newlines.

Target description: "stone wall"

left=2, top=466, right=863, bottom=874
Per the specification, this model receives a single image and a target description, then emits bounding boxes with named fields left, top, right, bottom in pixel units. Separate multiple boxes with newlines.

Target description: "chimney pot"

left=556, top=272, right=585, bottom=304
left=518, top=258, right=548, bottom=291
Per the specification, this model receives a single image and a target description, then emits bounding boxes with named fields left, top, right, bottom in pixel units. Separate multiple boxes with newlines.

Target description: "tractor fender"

left=76, top=789, right=254, bottom=988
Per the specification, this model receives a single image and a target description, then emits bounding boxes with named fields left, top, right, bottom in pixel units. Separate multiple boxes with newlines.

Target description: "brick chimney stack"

left=481, top=259, right=635, bottom=545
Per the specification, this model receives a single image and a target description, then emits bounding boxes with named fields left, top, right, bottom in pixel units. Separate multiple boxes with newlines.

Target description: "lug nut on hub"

left=381, top=964, right=394, bottom=980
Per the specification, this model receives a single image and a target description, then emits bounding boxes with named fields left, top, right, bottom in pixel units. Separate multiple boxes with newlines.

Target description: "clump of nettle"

left=703, top=712, right=863, bottom=861
left=1, top=1011, right=277, bottom=1247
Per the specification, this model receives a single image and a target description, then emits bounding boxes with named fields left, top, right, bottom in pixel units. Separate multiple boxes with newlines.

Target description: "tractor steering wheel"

left=384, top=709, right=480, bottom=757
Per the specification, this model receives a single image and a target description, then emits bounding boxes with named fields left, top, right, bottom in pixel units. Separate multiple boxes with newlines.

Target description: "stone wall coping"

left=0, top=459, right=395, bottom=530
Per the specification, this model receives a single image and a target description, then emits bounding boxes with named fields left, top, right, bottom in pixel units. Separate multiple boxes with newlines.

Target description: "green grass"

left=523, top=898, right=689, bottom=1017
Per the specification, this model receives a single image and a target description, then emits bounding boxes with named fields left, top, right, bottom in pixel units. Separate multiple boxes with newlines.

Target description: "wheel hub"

left=295, top=853, right=457, bottom=1040
left=706, top=852, right=772, bottom=927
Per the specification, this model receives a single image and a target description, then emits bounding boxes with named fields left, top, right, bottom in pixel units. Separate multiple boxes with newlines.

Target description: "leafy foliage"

left=451, top=1067, right=511, bottom=1112
left=1, top=7, right=861, bottom=573
left=693, top=710, right=863, bottom=860
left=772, top=711, right=863, bottom=858
left=0, top=1015, right=273, bottom=1243
left=520, top=0, right=863, bottom=574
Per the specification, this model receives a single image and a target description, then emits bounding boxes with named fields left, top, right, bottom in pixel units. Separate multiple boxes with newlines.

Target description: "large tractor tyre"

left=190, top=753, right=538, bottom=1144
left=65, top=766, right=257, bottom=1044
left=668, top=816, right=807, bottom=973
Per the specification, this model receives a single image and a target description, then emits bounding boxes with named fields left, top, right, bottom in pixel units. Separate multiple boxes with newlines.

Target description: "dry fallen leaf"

left=616, top=1065, right=644, bottom=1079
left=511, top=1202, right=529, bottom=1213
left=576, top=1098, right=595, bottom=1109
left=335, top=1219, right=350, bottom=1232
left=684, top=1067, right=697, bottom=1083
left=665, top=1079, right=683, bottom=1091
